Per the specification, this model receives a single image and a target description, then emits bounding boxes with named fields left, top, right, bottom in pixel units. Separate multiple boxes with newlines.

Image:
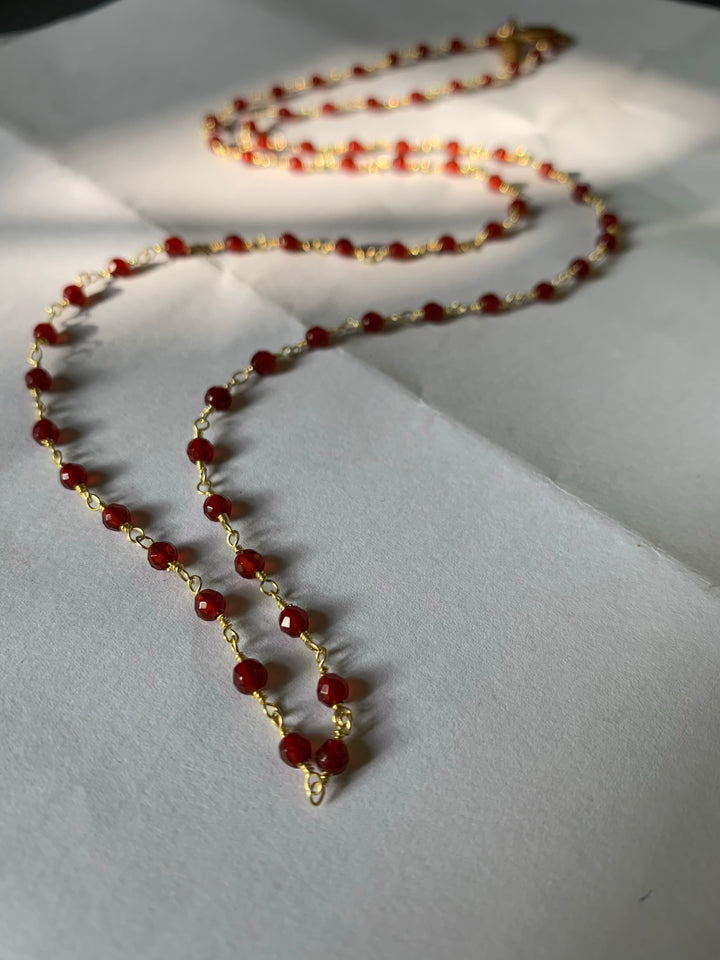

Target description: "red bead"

left=289, top=157, right=303, bottom=172
left=396, top=140, right=411, bottom=154
left=572, top=183, right=590, bottom=203
left=510, top=198, right=529, bottom=217
left=538, top=162, right=554, bottom=178
left=279, top=605, right=309, bottom=637
left=480, top=293, right=502, bottom=313
left=600, top=213, right=618, bottom=229
left=388, top=242, right=407, bottom=259
left=446, top=141, right=460, bottom=156
left=352, top=64, right=367, bottom=77
left=486, top=222, right=503, bottom=239
left=317, top=673, right=350, bottom=706
left=233, top=97, right=248, bottom=112
left=300, top=140, right=315, bottom=152
left=251, top=350, right=277, bottom=376
left=32, top=418, right=59, bottom=444
left=601, top=232, right=618, bottom=252
left=164, top=236, right=188, bottom=257
left=34, top=322, right=58, bottom=344
left=241, top=151, right=254, bottom=164
left=279, top=732, right=312, bottom=767
left=362, top=311, right=384, bottom=333
left=306, top=326, right=330, bottom=348
left=570, top=258, right=591, bottom=279
left=204, top=385, right=232, bottom=410
left=438, top=234, right=457, bottom=252
left=278, top=107, right=294, bottom=120
left=348, top=140, right=363, bottom=153
left=257, top=134, right=270, bottom=150
left=417, top=44, right=431, bottom=59
left=203, top=493, right=232, bottom=521
left=335, top=238, right=355, bottom=257
left=341, top=157, right=357, bottom=172
left=388, top=51, right=400, bottom=66
left=450, top=79, right=465, bottom=93
left=109, top=257, right=131, bottom=277
left=411, top=91, right=426, bottom=104
left=423, top=302, right=445, bottom=323
left=392, top=156, right=407, bottom=172
left=493, top=148, right=508, bottom=161
left=487, top=35, right=499, bottom=47
left=367, top=97, right=383, bottom=110
left=311, top=75, right=325, bottom=88
left=315, top=738, right=349, bottom=775
left=445, top=160, right=460, bottom=175
left=233, top=658, right=268, bottom=695
left=488, top=174, right=503, bottom=191
left=234, top=548, right=265, bottom=579
left=187, top=437, right=215, bottom=463
left=280, top=232, right=300, bottom=251
left=25, top=368, right=52, bottom=391
left=194, top=589, right=226, bottom=621
left=102, top=503, right=131, bottom=531
left=271, top=85, right=286, bottom=99
left=481, top=74, right=494, bottom=86
left=450, top=38, right=465, bottom=53
left=63, top=284, right=87, bottom=307
left=534, top=281, right=555, bottom=301
left=225, top=234, right=247, bottom=252
left=60, top=462, right=88, bottom=489
left=147, top=540, right=178, bottom=570
left=322, top=102, right=337, bottom=115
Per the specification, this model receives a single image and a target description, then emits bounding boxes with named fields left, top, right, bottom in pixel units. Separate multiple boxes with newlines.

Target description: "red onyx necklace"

left=25, top=22, right=621, bottom=806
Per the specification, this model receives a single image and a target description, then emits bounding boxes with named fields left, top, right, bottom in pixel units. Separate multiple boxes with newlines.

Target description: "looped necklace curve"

left=25, top=23, right=621, bottom=806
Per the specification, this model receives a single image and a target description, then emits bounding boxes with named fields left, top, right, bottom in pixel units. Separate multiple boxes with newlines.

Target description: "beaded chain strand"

left=25, top=23, right=621, bottom=806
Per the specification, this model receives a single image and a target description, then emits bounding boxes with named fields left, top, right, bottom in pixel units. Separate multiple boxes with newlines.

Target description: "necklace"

left=25, top=23, right=620, bottom=806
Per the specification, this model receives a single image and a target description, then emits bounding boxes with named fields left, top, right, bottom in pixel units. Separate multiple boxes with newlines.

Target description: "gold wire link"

left=300, top=764, right=329, bottom=806
left=196, top=461, right=214, bottom=495
left=28, top=342, right=43, bottom=366
left=257, top=572, right=281, bottom=597
left=332, top=704, right=353, bottom=739
left=218, top=615, right=244, bottom=660
left=218, top=514, right=242, bottom=551
left=126, top=525, right=154, bottom=551
left=299, top=631, right=328, bottom=672
left=168, top=561, right=203, bottom=595
left=228, top=366, right=253, bottom=388
left=193, top=405, right=213, bottom=436
left=77, top=485, right=106, bottom=512
left=253, top=690, right=287, bottom=736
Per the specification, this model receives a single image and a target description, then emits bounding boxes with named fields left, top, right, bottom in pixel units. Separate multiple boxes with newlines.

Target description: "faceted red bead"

left=109, top=257, right=131, bottom=277
left=510, top=198, right=529, bottom=217
left=388, top=51, right=400, bottom=66
left=186, top=437, right=215, bottom=463
left=493, top=147, right=508, bottom=161
left=279, top=732, right=312, bottom=767
left=445, top=160, right=460, bottom=175
left=311, top=75, right=325, bottom=88
left=233, top=658, right=268, bottom=695
left=164, top=236, right=188, bottom=257
left=423, top=302, right=445, bottom=323
left=233, top=97, right=248, bottom=112
left=321, top=102, right=337, bottom=115
left=487, top=35, right=499, bottom=47
left=417, top=43, right=431, bottom=58
left=534, top=281, right=556, bottom=300
left=225, top=234, right=247, bottom=252
left=203, top=493, right=232, bottom=521
left=446, top=141, right=460, bottom=156
left=34, top=322, right=58, bottom=344
left=572, top=183, right=590, bottom=203
left=25, top=365, right=53, bottom=392
left=241, top=151, right=254, bottom=164
left=438, top=234, right=457, bottom=253
left=411, top=91, right=426, bottom=104
left=204, top=385, right=232, bottom=410
left=601, top=232, right=618, bottom=252
left=300, top=140, right=315, bottom=152
left=367, top=97, right=383, bottom=110
left=288, top=157, right=303, bottom=172
left=570, top=258, right=591, bottom=279
left=538, top=162, right=554, bottom=178
left=388, top=242, right=407, bottom=259
left=251, top=350, right=277, bottom=376
left=480, top=293, right=502, bottom=313
left=486, top=222, right=503, bottom=239
left=488, top=174, right=503, bottom=191
left=315, top=738, right=349, bottom=775
left=341, top=157, right=357, bottom=172
left=147, top=540, right=178, bottom=570
left=362, top=311, right=384, bottom=333
left=352, top=64, right=367, bottom=77
left=450, top=80, right=465, bottom=93
left=278, top=107, right=294, bottom=120
left=63, top=284, right=87, bottom=307
left=32, top=418, right=60, bottom=444
left=280, top=232, right=301, bottom=251
left=335, top=238, right=355, bottom=257
left=271, top=85, right=286, bottom=99
left=279, top=604, right=309, bottom=637
left=317, top=673, right=350, bottom=706
left=102, top=503, right=131, bottom=531
left=234, top=548, right=265, bottom=579
left=450, top=38, right=465, bottom=53
left=392, top=156, right=407, bottom=172
left=600, top=213, right=618, bottom=229
left=257, top=134, right=270, bottom=150
left=194, top=589, right=226, bottom=621
left=60, top=462, right=88, bottom=489
left=348, top=140, right=364, bottom=153
left=306, top=326, right=330, bottom=348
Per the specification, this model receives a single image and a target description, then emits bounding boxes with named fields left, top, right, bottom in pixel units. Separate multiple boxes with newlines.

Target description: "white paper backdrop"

left=1, top=1, right=720, bottom=958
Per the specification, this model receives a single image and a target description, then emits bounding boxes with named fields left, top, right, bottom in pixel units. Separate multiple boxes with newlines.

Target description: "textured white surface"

left=1, top=2, right=720, bottom=959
